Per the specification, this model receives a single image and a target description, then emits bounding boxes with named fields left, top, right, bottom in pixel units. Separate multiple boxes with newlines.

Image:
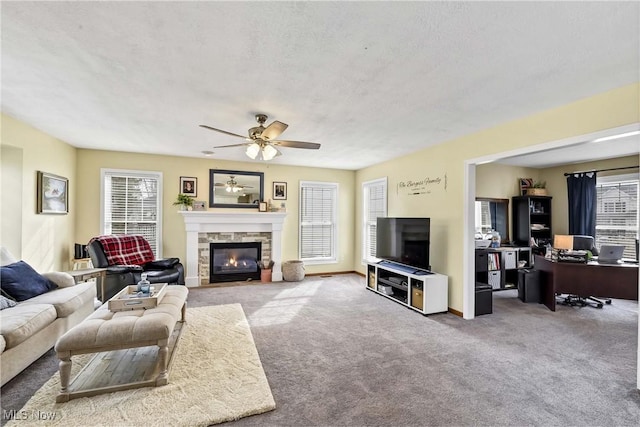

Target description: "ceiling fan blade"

left=199, top=125, right=248, bottom=139
left=261, top=121, right=288, bottom=140
left=212, top=142, right=252, bottom=149
left=271, top=140, right=321, bottom=149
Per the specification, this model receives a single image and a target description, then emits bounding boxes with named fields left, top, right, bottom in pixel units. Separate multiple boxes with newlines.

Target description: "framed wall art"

left=192, top=200, right=206, bottom=211
left=180, top=176, right=197, bottom=196
left=37, top=171, right=68, bottom=214
left=273, top=181, right=287, bottom=200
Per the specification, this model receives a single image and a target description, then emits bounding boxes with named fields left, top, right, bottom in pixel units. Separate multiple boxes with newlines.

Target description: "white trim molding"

left=179, top=211, right=287, bottom=286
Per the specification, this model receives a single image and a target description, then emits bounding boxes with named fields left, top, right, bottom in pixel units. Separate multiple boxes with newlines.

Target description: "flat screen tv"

left=376, top=217, right=430, bottom=271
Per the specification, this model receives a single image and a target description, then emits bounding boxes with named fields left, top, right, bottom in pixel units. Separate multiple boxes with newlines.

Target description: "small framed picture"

left=259, top=201, right=268, bottom=212
left=192, top=200, right=206, bottom=211
left=519, top=178, right=533, bottom=196
left=180, top=176, right=197, bottom=196
left=273, top=181, right=287, bottom=200
left=37, top=171, right=68, bottom=214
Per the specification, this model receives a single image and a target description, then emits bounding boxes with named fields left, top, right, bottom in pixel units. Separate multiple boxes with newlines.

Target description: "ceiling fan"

left=214, top=175, right=253, bottom=193
left=200, top=114, right=321, bottom=161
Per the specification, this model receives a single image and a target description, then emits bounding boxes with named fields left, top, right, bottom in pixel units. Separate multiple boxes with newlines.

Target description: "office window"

left=299, top=181, right=338, bottom=264
left=362, top=177, right=387, bottom=263
left=101, top=169, right=163, bottom=257
left=595, top=173, right=638, bottom=259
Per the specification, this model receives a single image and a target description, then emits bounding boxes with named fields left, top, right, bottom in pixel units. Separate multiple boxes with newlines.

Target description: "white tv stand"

left=366, top=261, right=448, bottom=315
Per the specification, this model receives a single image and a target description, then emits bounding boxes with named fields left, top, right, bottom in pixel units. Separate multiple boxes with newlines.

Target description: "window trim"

left=362, top=177, right=387, bottom=265
left=100, top=168, right=164, bottom=258
left=595, top=171, right=639, bottom=260
left=298, top=180, right=338, bottom=265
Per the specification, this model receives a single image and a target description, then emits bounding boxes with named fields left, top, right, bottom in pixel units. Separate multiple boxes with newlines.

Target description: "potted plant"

left=173, top=193, right=194, bottom=211
left=527, top=181, right=547, bottom=196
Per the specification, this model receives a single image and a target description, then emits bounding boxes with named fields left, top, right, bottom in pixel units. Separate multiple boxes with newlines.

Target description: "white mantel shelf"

left=179, top=211, right=287, bottom=286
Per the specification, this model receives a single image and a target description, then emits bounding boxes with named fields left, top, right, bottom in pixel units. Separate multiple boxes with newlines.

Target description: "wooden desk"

left=534, top=255, right=639, bottom=311
left=65, top=268, right=108, bottom=302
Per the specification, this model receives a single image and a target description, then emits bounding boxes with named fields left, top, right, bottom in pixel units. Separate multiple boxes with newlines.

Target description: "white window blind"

left=362, top=178, right=387, bottom=262
left=102, top=169, right=162, bottom=257
left=595, top=173, right=638, bottom=259
left=299, top=181, right=338, bottom=263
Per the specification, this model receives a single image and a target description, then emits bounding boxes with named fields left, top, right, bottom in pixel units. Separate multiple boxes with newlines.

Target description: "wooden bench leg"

left=57, top=352, right=72, bottom=402
left=156, top=339, right=169, bottom=386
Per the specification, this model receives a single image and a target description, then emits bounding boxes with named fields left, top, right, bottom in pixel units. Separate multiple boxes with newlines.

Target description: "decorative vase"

left=260, top=269, right=272, bottom=283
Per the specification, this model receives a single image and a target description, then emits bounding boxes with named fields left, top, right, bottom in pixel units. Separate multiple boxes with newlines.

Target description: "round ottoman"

left=282, top=260, right=305, bottom=281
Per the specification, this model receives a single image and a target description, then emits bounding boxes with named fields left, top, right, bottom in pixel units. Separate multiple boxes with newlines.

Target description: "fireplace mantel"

left=180, top=211, right=287, bottom=286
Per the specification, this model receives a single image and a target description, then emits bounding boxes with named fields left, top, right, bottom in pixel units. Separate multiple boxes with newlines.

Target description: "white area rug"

left=7, top=304, right=276, bottom=426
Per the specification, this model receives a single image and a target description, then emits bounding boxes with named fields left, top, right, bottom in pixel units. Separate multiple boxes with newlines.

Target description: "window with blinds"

left=595, top=173, right=638, bottom=259
left=299, top=181, right=338, bottom=263
left=362, top=178, right=387, bottom=263
left=102, top=169, right=162, bottom=257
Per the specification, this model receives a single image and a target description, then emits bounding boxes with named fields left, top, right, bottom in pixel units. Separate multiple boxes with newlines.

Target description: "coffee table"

left=55, top=286, right=188, bottom=402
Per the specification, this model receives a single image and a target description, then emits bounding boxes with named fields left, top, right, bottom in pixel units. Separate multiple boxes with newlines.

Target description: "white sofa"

left=0, top=249, right=96, bottom=386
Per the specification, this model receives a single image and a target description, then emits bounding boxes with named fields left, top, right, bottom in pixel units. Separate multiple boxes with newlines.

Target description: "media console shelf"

left=366, top=262, right=448, bottom=315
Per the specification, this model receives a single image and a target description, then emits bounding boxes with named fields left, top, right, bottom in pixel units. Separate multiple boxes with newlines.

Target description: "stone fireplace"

left=180, top=211, right=287, bottom=287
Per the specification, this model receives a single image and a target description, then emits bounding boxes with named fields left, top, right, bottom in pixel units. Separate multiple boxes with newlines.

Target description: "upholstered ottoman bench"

left=54, top=285, right=188, bottom=402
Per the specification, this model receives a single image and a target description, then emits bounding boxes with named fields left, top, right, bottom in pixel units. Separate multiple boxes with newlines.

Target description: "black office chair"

left=556, top=235, right=611, bottom=309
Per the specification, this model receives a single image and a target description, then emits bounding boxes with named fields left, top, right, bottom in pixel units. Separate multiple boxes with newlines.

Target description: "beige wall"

left=75, top=150, right=356, bottom=275
left=541, top=155, right=640, bottom=235
left=3, top=83, right=638, bottom=307
left=474, top=156, right=640, bottom=243
left=476, top=163, right=540, bottom=200
left=476, top=163, right=540, bottom=242
left=0, top=114, right=77, bottom=272
left=356, top=82, right=640, bottom=313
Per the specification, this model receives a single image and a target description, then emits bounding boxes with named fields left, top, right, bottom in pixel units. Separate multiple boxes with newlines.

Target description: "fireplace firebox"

left=210, top=242, right=262, bottom=283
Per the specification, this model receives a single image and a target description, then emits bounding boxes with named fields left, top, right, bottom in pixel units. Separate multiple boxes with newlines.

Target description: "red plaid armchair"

left=87, top=235, right=184, bottom=301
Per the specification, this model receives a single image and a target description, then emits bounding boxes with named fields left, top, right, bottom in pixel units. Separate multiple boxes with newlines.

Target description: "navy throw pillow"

left=0, top=261, right=57, bottom=301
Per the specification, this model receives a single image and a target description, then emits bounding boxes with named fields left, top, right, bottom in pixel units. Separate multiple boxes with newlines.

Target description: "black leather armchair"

left=87, top=238, right=185, bottom=301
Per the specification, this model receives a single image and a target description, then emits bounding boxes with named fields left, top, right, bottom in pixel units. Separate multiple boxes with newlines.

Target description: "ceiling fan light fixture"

left=262, top=144, right=278, bottom=161
left=246, top=143, right=260, bottom=159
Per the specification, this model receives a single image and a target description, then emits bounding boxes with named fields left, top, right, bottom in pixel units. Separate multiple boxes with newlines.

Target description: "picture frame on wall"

left=37, top=171, right=68, bottom=214
left=180, top=176, right=197, bottom=196
left=273, top=181, right=287, bottom=200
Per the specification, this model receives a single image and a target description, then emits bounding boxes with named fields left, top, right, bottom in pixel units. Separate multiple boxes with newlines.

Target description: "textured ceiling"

left=2, top=2, right=639, bottom=170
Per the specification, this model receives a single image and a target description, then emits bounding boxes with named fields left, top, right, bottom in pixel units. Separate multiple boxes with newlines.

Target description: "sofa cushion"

left=0, top=335, right=5, bottom=353
left=22, top=281, right=96, bottom=318
left=56, top=286, right=188, bottom=352
left=42, top=271, right=76, bottom=288
left=0, top=261, right=57, bottom=301
left=0, top=303, right=57, bottom=349
left=0, top=295, right=17, bottom=310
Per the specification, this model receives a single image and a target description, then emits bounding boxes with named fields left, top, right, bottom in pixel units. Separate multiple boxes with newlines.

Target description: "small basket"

left=282, top=260, right=305, bottom=282
left=526, top=188, right=547, bottom=196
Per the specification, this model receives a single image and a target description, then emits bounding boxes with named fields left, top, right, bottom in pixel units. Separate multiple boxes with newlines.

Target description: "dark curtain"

left=566, top=172, right=597, bottom=236
left=489, top=203, right=497, bottom=230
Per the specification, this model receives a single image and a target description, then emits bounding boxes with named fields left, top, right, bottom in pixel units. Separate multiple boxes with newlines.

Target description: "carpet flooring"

left=2, top=274, right=639, bottom=426
left=2, top=304, right=275, bottom=426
